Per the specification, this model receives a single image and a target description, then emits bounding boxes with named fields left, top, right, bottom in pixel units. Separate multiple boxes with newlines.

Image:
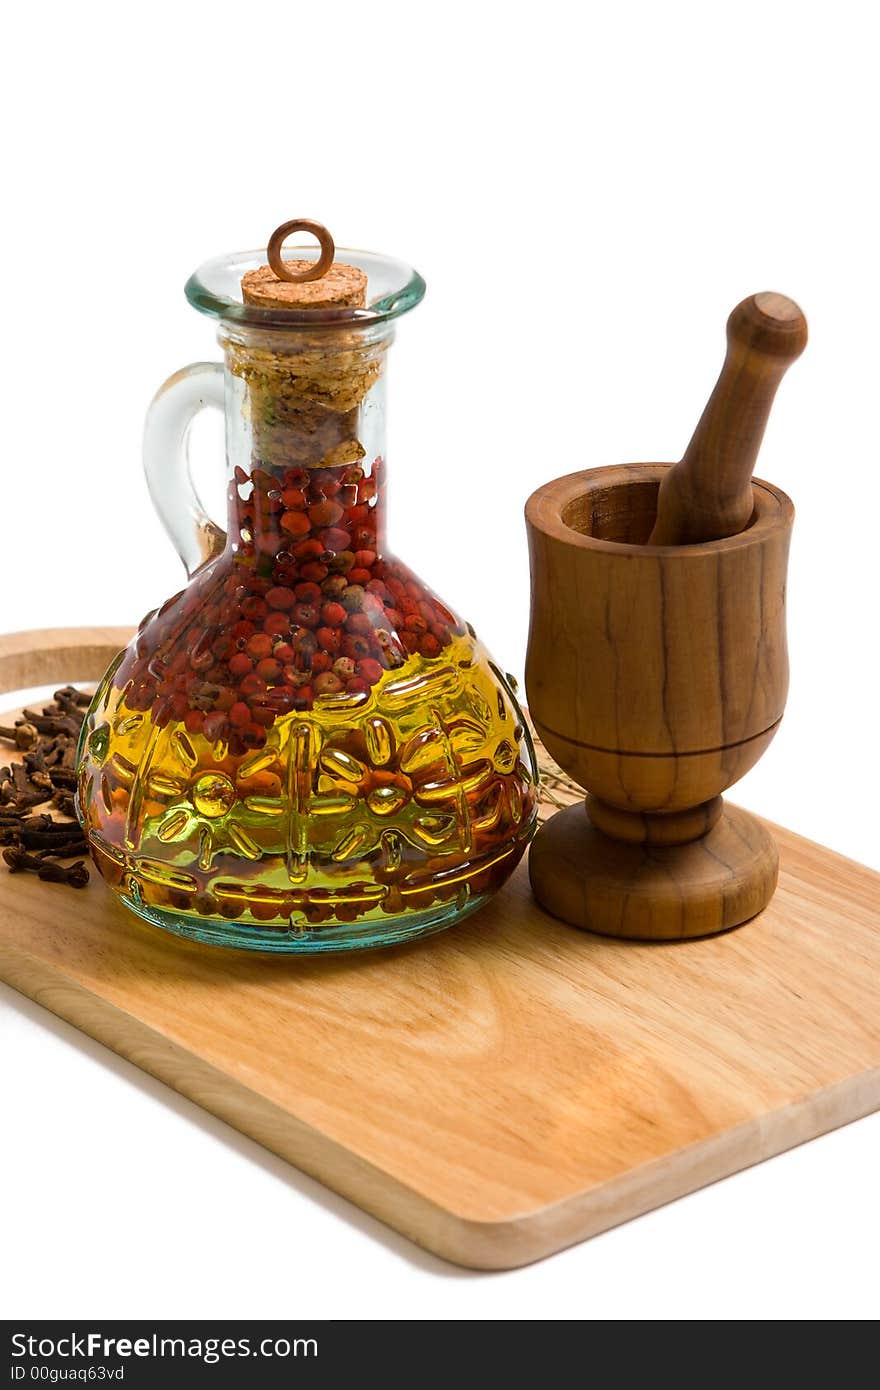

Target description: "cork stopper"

left=241, top=218, right=367, bottom=310
left=242, top=260, right=367, bottom=309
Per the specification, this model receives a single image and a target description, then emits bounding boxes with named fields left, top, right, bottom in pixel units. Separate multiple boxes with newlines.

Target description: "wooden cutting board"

left=1, top=628, right=878, bottom=1270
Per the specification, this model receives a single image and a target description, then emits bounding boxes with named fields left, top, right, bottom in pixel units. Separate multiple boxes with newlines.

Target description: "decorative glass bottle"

left=77, top=221, right=537, bottom=951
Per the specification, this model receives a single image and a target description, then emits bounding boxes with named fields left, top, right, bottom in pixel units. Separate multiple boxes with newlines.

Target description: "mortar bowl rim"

left=525, top=462, right=794, bottom=555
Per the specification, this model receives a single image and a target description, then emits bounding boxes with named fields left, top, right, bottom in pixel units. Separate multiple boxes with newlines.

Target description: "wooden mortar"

left=525, top=293, right=806, bottom=940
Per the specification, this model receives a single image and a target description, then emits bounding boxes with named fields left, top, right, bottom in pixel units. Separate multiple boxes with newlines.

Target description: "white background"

left=1, top=0, right=878, bottom=1321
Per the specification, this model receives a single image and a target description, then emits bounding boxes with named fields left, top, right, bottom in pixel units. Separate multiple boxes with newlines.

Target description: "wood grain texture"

left=525, top=465, right=793, bottom=937
left=1, top=631, right=879, bottom=1269
left=530, top=801, right=779, bottom=940
left=648, top=293, right=807, bottom=545
left=0, top=627, right=132, bottom=696
left=525, top=467, right=792, bottom=783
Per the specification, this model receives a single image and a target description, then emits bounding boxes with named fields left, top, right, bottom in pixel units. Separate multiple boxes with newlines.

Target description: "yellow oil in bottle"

left=79, top=631, right=537, bottom=951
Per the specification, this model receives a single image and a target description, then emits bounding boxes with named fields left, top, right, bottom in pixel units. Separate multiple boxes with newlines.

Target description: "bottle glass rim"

left=185, top=246, right=426, bottom=329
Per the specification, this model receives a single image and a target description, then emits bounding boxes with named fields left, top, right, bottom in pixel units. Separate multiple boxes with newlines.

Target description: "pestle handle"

left=648, top=292, right=807, bottom=546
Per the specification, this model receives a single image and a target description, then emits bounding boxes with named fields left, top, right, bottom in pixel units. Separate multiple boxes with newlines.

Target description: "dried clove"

left=37, top=859, right=89, bottom=889
left=54, top=686, right=92, bottom=708
left=1, top=825, right=88, bottom=854
left=22, top=711, right=82, bottom=739
left=48, top=767, right=78, bottom=790
left=53, top=791, right=77, bottom=819
left=3, top=846, right=42, bottom=872
left=23, top=815, right=76, bottom=834
left=0, top=684, right=92, bottom=889
left=0, top=721, right=39, bottom=750
left=37, top=836, right=89, bottom=858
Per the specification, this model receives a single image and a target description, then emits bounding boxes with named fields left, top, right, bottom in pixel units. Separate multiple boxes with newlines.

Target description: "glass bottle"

left=77, top=223, right=537, bottom=951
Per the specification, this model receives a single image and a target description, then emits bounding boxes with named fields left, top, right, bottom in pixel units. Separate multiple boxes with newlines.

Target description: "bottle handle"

left=143, top=362, right=228, bottom=577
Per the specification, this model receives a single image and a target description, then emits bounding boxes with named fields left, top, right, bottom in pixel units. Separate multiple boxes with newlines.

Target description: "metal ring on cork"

left=266, top=219, right=335, bottom=284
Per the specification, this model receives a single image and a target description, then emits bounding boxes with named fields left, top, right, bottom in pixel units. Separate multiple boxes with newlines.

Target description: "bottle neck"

left=218, top=320, right=390, bottom=574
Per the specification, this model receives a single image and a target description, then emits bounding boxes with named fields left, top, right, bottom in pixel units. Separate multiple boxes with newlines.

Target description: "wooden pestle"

left=648, top=293, right=807, bottom=546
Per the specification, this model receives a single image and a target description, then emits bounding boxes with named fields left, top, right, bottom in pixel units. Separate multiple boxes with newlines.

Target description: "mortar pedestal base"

left=528, top=799, right=779, bottom=941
